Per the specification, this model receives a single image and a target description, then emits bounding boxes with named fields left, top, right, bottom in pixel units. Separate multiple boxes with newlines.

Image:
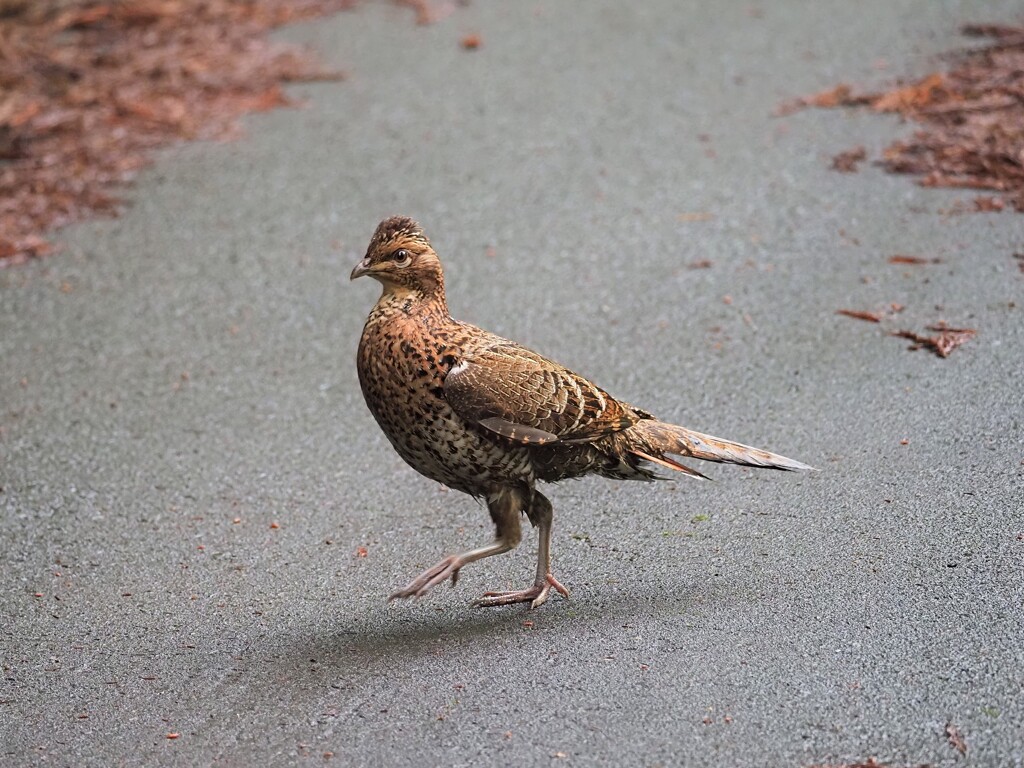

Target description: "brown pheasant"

left=352, top=216, right=813, bottom=609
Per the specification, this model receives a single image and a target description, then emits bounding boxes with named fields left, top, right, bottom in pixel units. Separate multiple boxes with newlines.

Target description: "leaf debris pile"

left=0, top=0, right=358, bottom=266
left=780, top=23, right=1024, bottom=212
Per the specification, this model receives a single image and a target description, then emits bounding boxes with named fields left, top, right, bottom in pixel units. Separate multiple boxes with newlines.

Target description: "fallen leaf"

left=808, top=84, right=870, bottom=107
left=776, top=83, right=874, bottom=116
left=974, top=195, right=1005, bottom=212
left=836, top=309, right=882, bottom=323
left=888, top=255, right=942, bottom=265
left=460, top=33, right=482, bottom=50
left=891, top=325, right=977, bottom=357
left=832, top=146, right=867, bottom=172
left=355, top=546, right=368, bottom=558
left=945, top=722, right=967, bottom=755
left=871, top=73, right=946, bottom=113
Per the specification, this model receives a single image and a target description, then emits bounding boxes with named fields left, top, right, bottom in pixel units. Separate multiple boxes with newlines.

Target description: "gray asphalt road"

left=3, top=1, right=1023, bottom=765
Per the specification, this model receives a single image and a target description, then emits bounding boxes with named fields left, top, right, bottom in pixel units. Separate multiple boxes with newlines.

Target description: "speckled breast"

left=356, top=311, right=534, bottom=496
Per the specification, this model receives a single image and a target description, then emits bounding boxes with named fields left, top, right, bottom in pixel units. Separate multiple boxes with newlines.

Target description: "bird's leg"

left=388, top=488, right=524, bottom=602
left=473, top=491, right=570, bottom=609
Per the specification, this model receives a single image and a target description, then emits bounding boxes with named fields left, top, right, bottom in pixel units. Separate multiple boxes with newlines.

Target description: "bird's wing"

left=443, top=341, right=641, bottom=445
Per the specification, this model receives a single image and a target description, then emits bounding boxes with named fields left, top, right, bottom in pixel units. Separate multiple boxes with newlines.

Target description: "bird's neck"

left=369, top=281, right=450, bottom=323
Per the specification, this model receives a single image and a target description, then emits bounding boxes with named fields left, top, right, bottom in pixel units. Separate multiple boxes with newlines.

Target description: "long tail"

left=631, top=420, right=815, bottom=478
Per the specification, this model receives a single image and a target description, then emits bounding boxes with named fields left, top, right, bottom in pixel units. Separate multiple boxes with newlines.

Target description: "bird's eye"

left=392, top=249, right=412, bottom=267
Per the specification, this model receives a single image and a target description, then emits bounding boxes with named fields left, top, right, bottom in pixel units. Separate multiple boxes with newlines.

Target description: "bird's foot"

left=388, top=555, right=462, bottom=601
left=472, top=573, right=570, bottom=610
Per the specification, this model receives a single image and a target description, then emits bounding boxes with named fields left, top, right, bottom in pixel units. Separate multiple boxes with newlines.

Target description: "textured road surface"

left=3, top=1, right=1023, bottom=765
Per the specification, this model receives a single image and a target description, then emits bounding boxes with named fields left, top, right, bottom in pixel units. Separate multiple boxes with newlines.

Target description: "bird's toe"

left=389, top=555, right=461, bottom=602
left=472, top=573, right=570, bottom=609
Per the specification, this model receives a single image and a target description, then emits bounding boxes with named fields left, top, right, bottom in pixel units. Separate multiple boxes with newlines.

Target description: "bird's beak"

left=350, top=258, right=371, bottom=281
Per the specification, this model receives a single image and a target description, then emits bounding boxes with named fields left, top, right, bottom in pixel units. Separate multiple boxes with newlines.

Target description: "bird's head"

left=350, top=216, right=444, bottom=298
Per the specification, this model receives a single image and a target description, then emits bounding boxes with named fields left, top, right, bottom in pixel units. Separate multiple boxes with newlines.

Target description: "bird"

left=351, top=216, right=813, bottom=609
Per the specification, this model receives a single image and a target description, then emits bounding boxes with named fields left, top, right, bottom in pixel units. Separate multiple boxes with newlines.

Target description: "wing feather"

left=443, top=342, right=639, bottom=445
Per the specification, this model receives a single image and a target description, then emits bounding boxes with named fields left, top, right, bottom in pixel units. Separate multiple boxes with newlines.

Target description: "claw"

left=546, top=573, right=570, bottom=599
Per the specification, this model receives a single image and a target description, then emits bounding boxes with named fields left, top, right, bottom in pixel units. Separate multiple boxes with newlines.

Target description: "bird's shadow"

left=289, top=600, right=556, bottom=673
left=275, top=576, right=733, bottom=687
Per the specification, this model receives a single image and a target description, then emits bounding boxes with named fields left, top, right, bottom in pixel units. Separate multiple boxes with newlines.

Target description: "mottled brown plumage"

left=352, top=216, right=813, bottom=608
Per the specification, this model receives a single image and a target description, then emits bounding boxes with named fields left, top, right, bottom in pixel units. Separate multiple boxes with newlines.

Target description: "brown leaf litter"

left=780, top=23, right=1024, bottom=213
left=0, top=0, right=446, bottom=266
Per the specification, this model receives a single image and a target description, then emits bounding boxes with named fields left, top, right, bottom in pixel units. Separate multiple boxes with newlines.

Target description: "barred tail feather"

left=632, top=420, right=815, bottom=474
left=630, top=448, right=710, bottom=480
